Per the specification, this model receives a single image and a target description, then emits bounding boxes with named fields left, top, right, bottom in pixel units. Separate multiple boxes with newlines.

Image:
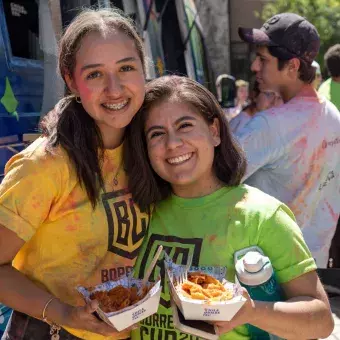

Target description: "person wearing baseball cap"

left=233, top=13, right=340, bottom=269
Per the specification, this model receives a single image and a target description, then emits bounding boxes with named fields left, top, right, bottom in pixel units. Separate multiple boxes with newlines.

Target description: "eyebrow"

left=116, top=57, right=138, bottom=64
left=81, top=63, right=103, bottom=72
left=80, top=57, right=138, bottom=72
left=145, top=116, right=196, bottom=136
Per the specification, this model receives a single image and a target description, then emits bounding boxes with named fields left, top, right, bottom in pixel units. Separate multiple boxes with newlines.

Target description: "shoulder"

left=318, top=80, right=331, bottom=100
left=231, top=185, right=288, bottom=219
left=318, top=78, right=331, bottom=93
left=323, top=98, right=340, bottom=117
left=4, top=137, right=73, bottom=182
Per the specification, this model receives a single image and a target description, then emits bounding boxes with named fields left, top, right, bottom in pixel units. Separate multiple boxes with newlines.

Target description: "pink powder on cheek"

left=73, top=74, right=96, bottom=101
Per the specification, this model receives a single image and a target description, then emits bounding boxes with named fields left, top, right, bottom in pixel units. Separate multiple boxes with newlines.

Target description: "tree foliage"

left=259, top=0, right=340, bottom=72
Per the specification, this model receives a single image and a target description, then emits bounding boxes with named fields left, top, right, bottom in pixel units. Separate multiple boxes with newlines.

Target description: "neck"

left=332, top=76, right=340, bottom=83
left=172, top=174, right=224, bottom=199
left=281, top=81, right=316, bottom=103
left=100, top=125, right=125, bottom=149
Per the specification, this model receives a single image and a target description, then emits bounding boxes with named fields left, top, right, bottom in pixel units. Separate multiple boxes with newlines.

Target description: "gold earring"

left=75, top=96, right=81, bottom=103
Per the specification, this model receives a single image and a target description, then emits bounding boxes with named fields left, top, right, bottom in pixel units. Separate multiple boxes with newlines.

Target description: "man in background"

left=236, top=13, right=340, bottom=268
left=318, top=44, right=340, bottom=111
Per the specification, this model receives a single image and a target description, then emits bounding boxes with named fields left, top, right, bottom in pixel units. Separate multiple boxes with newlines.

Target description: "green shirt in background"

left=132, top=185, right=316, bottom=340
left=319, top=78, right=340, bottom=111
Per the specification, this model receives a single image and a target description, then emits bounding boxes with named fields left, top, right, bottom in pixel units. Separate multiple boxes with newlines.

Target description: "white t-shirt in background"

left=234, top=95, right=340, bottom=268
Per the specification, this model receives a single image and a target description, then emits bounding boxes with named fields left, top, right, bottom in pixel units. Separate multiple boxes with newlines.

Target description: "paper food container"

left=78, top=277, right=162, bottom=331
left=164, top=257, right=246, bottom=321
left=170, top=297, right=219, bottom=340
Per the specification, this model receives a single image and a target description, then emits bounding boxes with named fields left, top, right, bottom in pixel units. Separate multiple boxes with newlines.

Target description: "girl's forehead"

left=144, top=99, right=206, bottom=129
left=75, top=30, right=139, bottom=66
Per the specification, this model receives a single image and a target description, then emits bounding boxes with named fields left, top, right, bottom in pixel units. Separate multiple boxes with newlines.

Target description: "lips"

left=102, top=99, right=129, bottom=111
left=167, top=152, right=193, bottom=165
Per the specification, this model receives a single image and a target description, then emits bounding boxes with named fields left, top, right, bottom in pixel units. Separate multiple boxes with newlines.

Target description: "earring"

left=75, top=96, right=81, bottom=103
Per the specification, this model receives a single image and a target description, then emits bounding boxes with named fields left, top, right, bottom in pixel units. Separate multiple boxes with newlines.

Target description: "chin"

left=168, top=175, right=196, bottom=187
left=106, top=117, right=135, bottom=129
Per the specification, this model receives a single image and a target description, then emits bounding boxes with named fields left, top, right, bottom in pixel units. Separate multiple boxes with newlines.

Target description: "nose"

left=166, top=131, right=183, bottom=150
left=251, top=57, right=260, bottom=73
left=105, top=74, right=123, bottom=97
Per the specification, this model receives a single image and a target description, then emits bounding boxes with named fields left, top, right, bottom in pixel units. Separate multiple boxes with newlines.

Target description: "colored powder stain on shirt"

left=0, top=138, right=149, bottom=340
left=131, top=185, right=317, bottom=340
left=325, top=201, right=339, bottom=222
left=235, top=95, right=340, bottom=268
left=65, top=224, right=79, bottom=232
left=295, top=136, right=307, bottom=150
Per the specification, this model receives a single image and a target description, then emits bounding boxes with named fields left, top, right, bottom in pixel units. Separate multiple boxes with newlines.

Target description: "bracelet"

left=42, top=297, right=57, bottom=323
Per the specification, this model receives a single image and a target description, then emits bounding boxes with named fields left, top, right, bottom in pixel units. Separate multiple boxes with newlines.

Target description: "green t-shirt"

left=132, top=185, right=316, bottom=340
left=318, top=78, right=340, bottom=111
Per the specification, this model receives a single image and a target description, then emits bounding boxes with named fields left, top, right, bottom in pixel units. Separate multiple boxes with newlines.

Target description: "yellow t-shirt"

left=0, top=137, right=149, bottom=339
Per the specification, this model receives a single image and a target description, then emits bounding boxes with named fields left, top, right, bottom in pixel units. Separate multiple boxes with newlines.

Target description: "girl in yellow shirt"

left=0, top=7, right=148, bottom=340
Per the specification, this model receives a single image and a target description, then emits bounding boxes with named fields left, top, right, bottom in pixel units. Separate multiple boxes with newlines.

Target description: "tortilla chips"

left=179, top=273, right=234, bottom=302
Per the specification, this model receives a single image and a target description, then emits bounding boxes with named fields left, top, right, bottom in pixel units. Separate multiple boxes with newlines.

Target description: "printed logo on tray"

left=138, top=234, right=203, bottom=308
left=203, top=308, right=221, bottom=317
left=102, top=189, right=149, bottom=259
left=132, top=308, right=146, bottom=321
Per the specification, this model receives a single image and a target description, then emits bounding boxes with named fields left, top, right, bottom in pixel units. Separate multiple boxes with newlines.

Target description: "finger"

left=214, top=324, right=221, bottom=335
left=85, top=299, right=99, bottom=314
left=240, top=287, right=249, bottom=298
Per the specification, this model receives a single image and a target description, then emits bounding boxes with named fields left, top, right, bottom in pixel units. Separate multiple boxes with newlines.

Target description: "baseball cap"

left=238, top=13, right=320, bottom=64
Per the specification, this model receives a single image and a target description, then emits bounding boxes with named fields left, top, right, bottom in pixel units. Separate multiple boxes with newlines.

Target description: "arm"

left=0, top=224, right=127, bottom=336
left=215, top=204, right=334, bottom=338
left=0, top=152, right=131, bottom=336
left=214, top=271, right=333, bottom=339
left=250, top=271, right=333, bottom=339
left=233, top=114, right=284, bottom=181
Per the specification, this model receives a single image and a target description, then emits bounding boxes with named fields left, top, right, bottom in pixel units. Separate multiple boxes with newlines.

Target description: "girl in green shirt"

left=124, top=75, right=334, bottom=339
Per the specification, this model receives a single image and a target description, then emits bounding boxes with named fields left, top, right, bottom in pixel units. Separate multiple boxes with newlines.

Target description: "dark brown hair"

left=268, top=46, right=316, bottom=84
left=124, top=75, right=247, bottom=212
left=324, top=44, right=340, bottom=78
left=40, top=8, right=146, bottom=208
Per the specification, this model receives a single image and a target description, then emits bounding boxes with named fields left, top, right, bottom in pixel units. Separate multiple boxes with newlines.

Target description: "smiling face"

left=144, top=99, right=221, bottom=197
left=65, top=30, right=145, bottom=146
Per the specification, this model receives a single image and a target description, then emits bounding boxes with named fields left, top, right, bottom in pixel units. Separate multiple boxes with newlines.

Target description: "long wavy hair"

left=124, top=75, right=247, bottom=212
left=40, top=8, right=146, bottom=208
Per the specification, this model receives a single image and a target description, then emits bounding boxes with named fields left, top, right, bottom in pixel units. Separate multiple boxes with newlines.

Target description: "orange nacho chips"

left=180, top=273, right=233, bottom=302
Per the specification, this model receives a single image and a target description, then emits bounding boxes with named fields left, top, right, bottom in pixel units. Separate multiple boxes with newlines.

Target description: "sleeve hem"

left=0, top=204, right=35, bottom=242
left=276, top=258, right=317, bottom=284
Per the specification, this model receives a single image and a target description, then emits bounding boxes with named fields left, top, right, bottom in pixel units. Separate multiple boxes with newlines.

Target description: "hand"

left=58, top=299, right=138, bottom=336
left=212, top=288, right=255, bottom=336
